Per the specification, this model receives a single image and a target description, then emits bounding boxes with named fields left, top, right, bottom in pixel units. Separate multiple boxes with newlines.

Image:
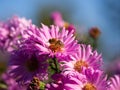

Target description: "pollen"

left=82, top=83, right=97, bottom=90
left=28, top=77, right=40, bottom=90
left=64, top=22, right=69, bottom=28
left=49, top=38, right=64, bottom=52
left=74, top=60, right=88, bottom=72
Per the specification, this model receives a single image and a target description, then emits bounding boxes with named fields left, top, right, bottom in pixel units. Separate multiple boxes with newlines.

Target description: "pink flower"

left=62, top=44, right=103, bottom=73
left=45, top=72, right=86, bottom=90
left=63, top=68, right=108, bottom=90
left=1, top=72, right=27, bottom=90
left=0, top=16, right=31, bottom=52
left=9, top=45, right=48, bottom=84
left=109, top=75, right=120, bottom=90
left=23, top=24, right=79, bottom=60
left=51, top=11, right=76, bottom=34
left=46, top=68, right=108, bottom=90
left=51, top=11, right=64, bottom=27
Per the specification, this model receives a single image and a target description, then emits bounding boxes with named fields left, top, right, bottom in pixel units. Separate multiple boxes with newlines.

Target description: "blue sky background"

left=0, top=0, right=120, bottom=63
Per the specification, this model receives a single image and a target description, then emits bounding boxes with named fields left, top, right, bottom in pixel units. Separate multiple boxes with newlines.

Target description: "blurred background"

left=0, top=0, right=120, bottom=76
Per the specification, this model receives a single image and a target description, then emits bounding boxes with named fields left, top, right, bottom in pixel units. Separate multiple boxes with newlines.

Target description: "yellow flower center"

left=49, top=38, right=64, bottom=52
left=74, top=60, right=88, bottom=72
left=64, top=22, right=69, bottom=28
left=82, top=83, right=97, bottom=90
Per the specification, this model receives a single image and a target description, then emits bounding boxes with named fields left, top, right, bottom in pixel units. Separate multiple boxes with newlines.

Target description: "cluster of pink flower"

left=0, top=12, right=120, bottom=90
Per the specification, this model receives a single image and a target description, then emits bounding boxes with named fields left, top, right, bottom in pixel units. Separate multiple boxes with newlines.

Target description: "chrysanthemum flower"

left=51, top=11, right=76, bottom=34
left=9, top=45, right=48, bottom=83
left=51, top=11, right=64, bottom=28
left=23, top=24, right=79, bottom=59
left=83, top=68, right=108, bottom=90
left=63, top=68, right=108, bottom=90
left=1, top=72, right=27, bottom=90
left=45, top=71, right=86, bottom=90
left=0, top=16, right=31, bottom=52
left=0, top=22, right=9, bottom=51
left=62, top=44, right=103, bottom=73
left=46, top=68, right=108, bottom=90
left=109, top=75, right=120, bottom=90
